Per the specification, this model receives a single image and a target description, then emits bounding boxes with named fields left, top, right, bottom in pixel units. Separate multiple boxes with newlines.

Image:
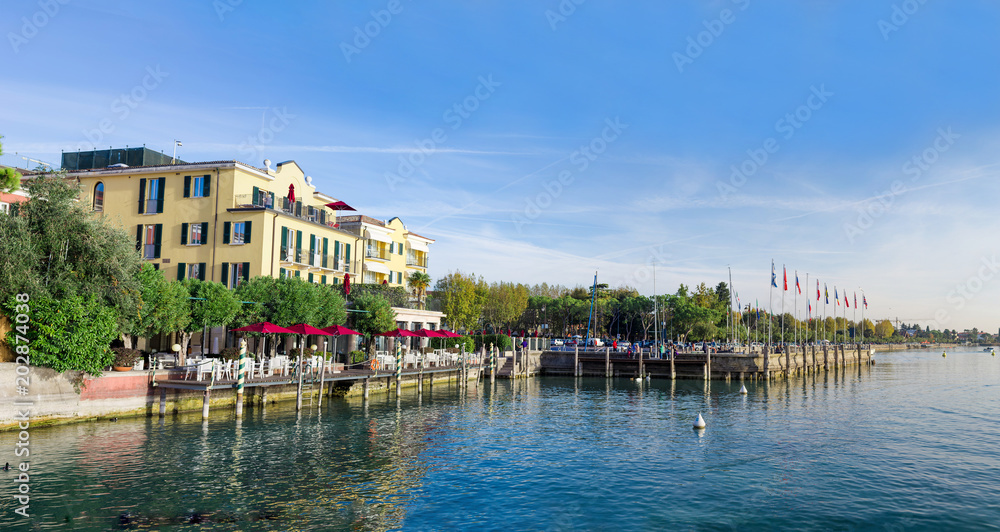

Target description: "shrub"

left=289, top=347, right=315, bottom=359
left=111, top=347, right=140, bottom=367
left=219, top=347, right=240, bottom=360
left=430, top=335, right=474, bottom=353
left=3, top=295, right=118, bottom=375
left=470, top=334, right=512, bottom=352
left=349, top=350, right=366, bottom=364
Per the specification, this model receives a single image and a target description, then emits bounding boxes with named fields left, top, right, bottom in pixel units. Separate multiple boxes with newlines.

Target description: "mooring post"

left=236, top=339, right=247, bottom=418
left=395, top=343, right=402, bottom=397
left=159, top=388, right=167, bottom=417
left=363, top=377, right=370, bottom=400
left=823, top=344, right=829, bottom=369
left=461, top=346, right=467, bottom=390
left=295, top=355, right=304, bottom=411
left=763, top=344, right=770, bottom=375
left=261, top=387, right=268, bottom=406
left=317, top=355, right=327, bottom=401
left=490, top=343, right=496, bottom=384
left=574, top=345, right=580, bottom=378
left=605, top=347, right=610, bottom=378
left=202, top=389, right=210, bottom=420
left=670, top=346, right=675, bottom=380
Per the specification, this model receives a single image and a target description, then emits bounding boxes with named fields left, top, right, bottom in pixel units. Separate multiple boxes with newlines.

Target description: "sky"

left=3, top=0, right=1000, bottom=332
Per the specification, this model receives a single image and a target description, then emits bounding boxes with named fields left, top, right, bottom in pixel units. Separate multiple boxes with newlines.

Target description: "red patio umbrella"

left=413, top=329, right=445, bottom=337
left=288, top=183, right=295, bottom=203
left=322, top=324, right=362, bottom=336
left=377, top=328, right=419, bottom=337
left=343, top=272, right=351, bottom=296
left=381, top=279, right=388, bottom=285
left=438, top=330, right=462, bottom=338
left=325, top=201, right=355, bottom=229
left=231, top=322, right=297, bottom=334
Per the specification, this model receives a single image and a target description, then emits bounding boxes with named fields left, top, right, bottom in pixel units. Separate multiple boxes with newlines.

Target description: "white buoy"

left=693, top=413, right=706, bottom=429
left=739, top=384, right=748, bottom=394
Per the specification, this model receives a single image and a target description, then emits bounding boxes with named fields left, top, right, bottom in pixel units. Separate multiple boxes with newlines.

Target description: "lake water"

left=1, top=347, right=998, bottom=530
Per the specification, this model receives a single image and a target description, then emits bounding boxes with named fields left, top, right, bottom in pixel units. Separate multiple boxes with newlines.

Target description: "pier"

left=540, top=344, right=874, bottom=381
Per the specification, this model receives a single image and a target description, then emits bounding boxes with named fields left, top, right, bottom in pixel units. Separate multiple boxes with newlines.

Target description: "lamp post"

left=171, top=140, right=182, bottom=164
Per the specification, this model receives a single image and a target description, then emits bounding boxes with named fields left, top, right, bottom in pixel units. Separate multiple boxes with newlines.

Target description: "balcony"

left=406, top=255, right=428, bottom=268
left=281, top=246, right=351, bottom=273
left=230, top=194, right=345, bottom=231
left=234, top=192, right=273, bottom=209
left=366, top=247, right=390, bottom=261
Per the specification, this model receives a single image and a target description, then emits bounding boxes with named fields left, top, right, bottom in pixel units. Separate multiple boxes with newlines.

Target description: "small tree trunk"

left=179, top=332, right=191, bottom=366
left=121, top=334, right=134, bottom=349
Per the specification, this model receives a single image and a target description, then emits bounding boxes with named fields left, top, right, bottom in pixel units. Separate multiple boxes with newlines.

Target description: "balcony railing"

left=281, top=246, right=351, bottom=272
left=231, top=194, right=343, bottom=230
left=406, top=256, right=428, bottom=268
left=234, top=192, right=273, bottom=209
left=366, top=247, right=390, bottom=260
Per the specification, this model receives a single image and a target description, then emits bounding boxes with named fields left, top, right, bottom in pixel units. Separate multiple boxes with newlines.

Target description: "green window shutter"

left=319, top=211, right=326, bottom=225
left=244, top=221, right=252, bottom=244
left=281, top=226, right=288, bottom=248
left=345, top=243, right=351, bottom=262
left=181, top=223, right=188, bottom=245
left=322, top=238, right=329, bottom=268
left=252, top=186, right=259, bottom=205
left=268, top=191, right=275, bottom=208
left=221, top=263, right=229, bottom=287
left=295, top=270, right=300, bottom=278
left=183, top=176, right=191, bottom=198
left=296, top=230, right=302, bottom=250
left=223, top=221, right=231, bottom=244
left=202, top=175, right=210, bottom=197
left=156, top=178, right=165, bottom=213
left=201, top=222, right=208, bottom=239
left=308, top=273, right=314, bottom=283
left=135, top=224, right=142, bottom=252
left=334, top=240, right=340, bottom=261
left=280, top=267, right=286, bottom=278
left=389, top=242, right=394, bottom=253
left=241, top=262, right=250, bottom=283
left=177, top=263, right=186, bottom=281
left=153, top=224, right=162, bottom=258
left=138, top=179, right=146, bottom=214
left=198, top=263, right=206, bottom=281
left=321, top=275, right=327, bottom=285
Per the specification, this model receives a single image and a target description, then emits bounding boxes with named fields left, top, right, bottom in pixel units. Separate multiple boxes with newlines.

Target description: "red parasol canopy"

left=321, top=324, right=362, bottom=336
left=377, top=328, right=419, bottom=338
left=413, top=329, right=445, bottom=338
left=231, top=322, right=297, bottom=334
left=285, top=323, right=332, bottom=335
left=437, top=330, right=462, bottom=338
left=343, top=273, right=351, bottom=296
left=324, top=201, right=356, bottom=211
left=288, top=184, right=295, bottom=204
left=381, top=279, right=388, bottom=285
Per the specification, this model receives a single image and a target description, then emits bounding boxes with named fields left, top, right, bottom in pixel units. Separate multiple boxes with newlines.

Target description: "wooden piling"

left=574, top=345, right=580, bottom=378
left=295, top=357, right=304, bottom=411
left=605, top=347, right=610, bottom=378
left=363, top=377, right=369, bottom=400
left=317, top=356, right=326, bottom=400
left=159, top=388, right=167, bottom=417
left=823, top=344, right=829, bottom=369
left=201, top=389, right=210, bottom=420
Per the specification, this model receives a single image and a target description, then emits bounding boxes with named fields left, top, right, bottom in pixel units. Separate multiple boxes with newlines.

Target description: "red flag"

left=845, top=293, right=849, bottom=308
left=854, top=293, right=858, bottom=308
left=795, top=273, right=801, bottom=294
left=783, top=266, right=787, bottom=291
left=863, top=295, right=868, bottom=309
left=816, top=280, right=820, bottom=301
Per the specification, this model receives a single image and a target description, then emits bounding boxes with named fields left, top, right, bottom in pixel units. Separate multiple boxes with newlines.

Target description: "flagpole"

left=861, top=291, right=865, bottom=345
left=823, top=284, right=827, bottom=344
left=769, top=260, right=774, bottom=347
left=804, top=273, right=809, bottom=344
left=781, top=264, right=786, bottom=346
left=853, top=292, right=857, bottom=345
left=794, top=270, right=799, bottom=346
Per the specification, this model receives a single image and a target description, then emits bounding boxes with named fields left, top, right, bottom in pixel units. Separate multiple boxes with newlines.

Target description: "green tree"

left=0, top=135, right=21, bottom=192
left=123, top=264, right=190, bottom=348
left=874, top=319, right=894, bottom=340
left=350, top=292, right=397, bottom=358
left=434, top=271, right=485, bottom=332
left=407, top=271, right=432, bottom=310
left=177, top=279, right=239, bottom=364
left=482, top=282, right=529, bottom=333
left=4, top=295, right=119, bottom=375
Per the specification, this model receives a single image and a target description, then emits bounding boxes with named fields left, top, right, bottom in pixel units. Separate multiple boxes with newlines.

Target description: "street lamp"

left=171, top=140, right=182, bottom=164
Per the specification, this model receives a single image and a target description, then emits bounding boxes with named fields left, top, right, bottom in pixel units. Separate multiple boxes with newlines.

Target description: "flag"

left=795, top=273, right=801, bottom=294
left=835, top=287, right=840, bottom=306
left=816, top=280, right=820, bottom=301
left=845, top=293, right=849, bottom=308
left=771, top=261, right=777, bottom=288
left=863, top=295, right=868, bottom=309
left=824, top=284, right=829, bottom=304
left=783, top=266, right=788, bottom=291
left=808, top=301, right=812, bottom=316
left=854, top=293, right=858, bottom=308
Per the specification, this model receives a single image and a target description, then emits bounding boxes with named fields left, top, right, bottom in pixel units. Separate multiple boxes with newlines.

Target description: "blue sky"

left=4, top=0, right=1000, bottom=332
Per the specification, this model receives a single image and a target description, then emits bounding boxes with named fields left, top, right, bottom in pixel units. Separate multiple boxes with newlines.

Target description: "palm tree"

left=408, top=271, right=432, bottom=310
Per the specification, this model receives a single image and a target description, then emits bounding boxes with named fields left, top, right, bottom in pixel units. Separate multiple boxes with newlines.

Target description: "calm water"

left=1, top=347, right=999, bottom=531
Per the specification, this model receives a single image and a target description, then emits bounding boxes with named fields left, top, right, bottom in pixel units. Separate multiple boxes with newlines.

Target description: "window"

left=93, top=182, right=104, bottom=211
left=181, top=222, right=208, bottom=245
left=138, top=177, right=165, bottom=214
left=223, top=221, right=252, bottom=245
left=0, top=202, right=9, bottom=214
left=136, top=224, right=162, bottom=259
left=222, top=262, right=250, bottom=289
left=176, top=262, right=207, bottom=281
left=183, top=175, right=211, bottom=198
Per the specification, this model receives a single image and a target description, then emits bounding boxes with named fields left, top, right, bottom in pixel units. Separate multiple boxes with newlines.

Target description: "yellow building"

left=66, top=156, right=362, bottom=288
left=338, top=215, right=433, bottom=294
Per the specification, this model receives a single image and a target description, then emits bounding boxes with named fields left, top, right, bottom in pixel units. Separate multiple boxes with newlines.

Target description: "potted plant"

left=111, top=347, right=140, bottom=371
